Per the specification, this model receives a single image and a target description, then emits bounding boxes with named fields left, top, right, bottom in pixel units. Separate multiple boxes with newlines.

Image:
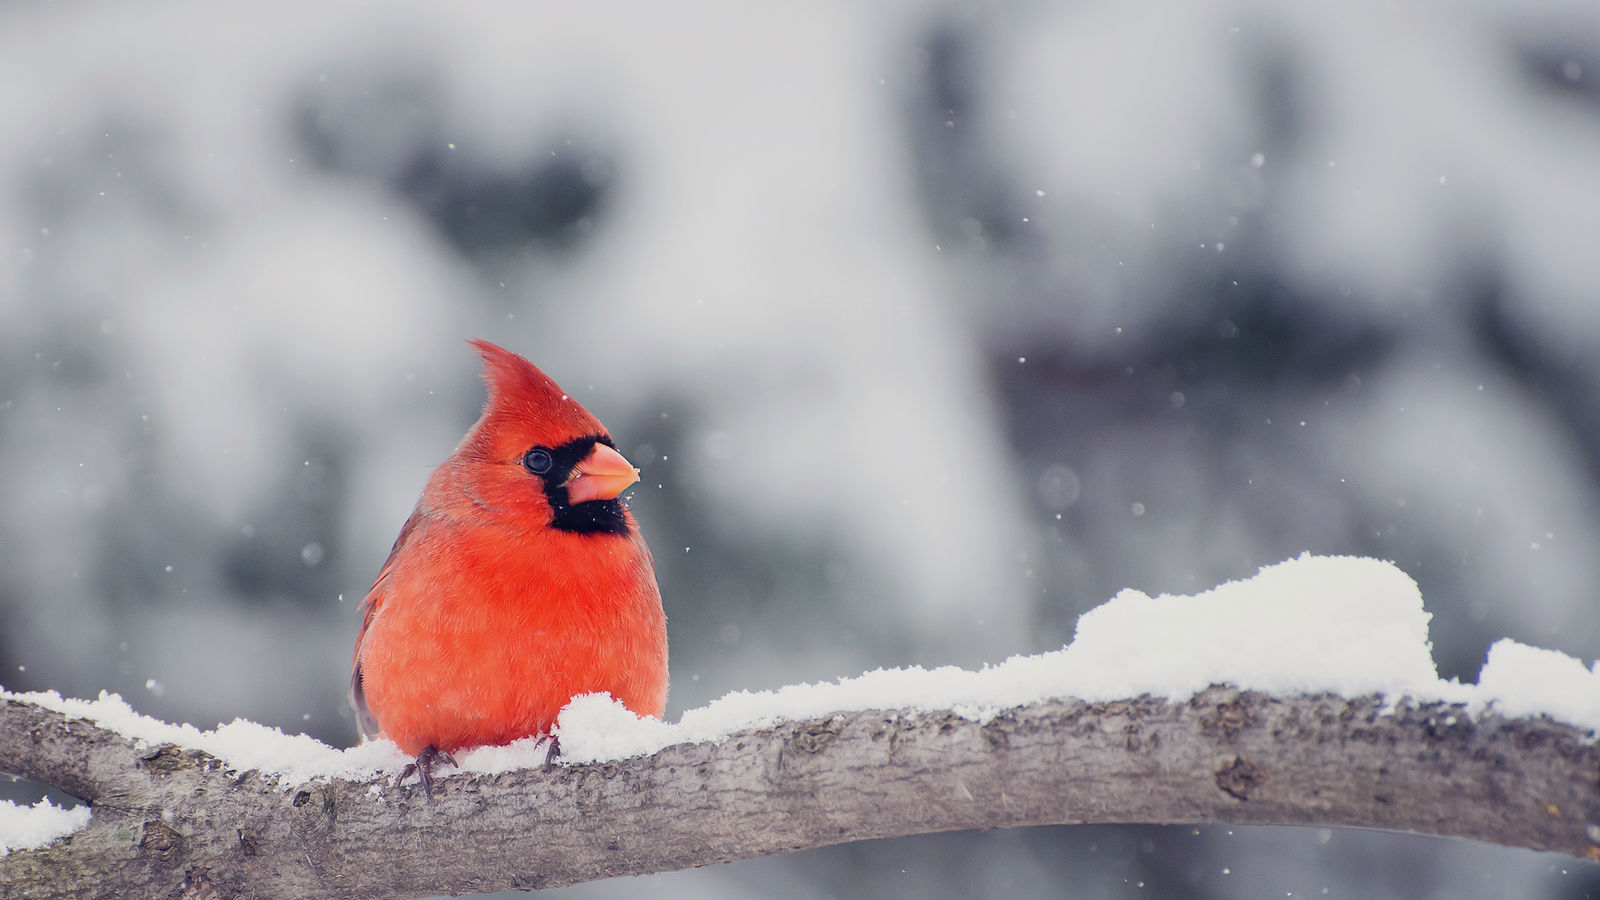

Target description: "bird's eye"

left=522, top=448, right=554, bottom=475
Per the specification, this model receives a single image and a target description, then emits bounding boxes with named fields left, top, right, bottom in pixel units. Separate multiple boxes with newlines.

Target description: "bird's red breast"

left=350, top=340, right=667, bottom=757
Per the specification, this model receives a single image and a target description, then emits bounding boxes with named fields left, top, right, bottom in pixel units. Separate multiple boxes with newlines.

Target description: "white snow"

left=6, top=553, right=1598, bottom=851
left=551, top=553, right=1587, bottom=762
left=0, top=691, right=411, bottom=790
left=0, top=798, right=92, bottom=856
left=1475, top=639, right=1600, bottom=731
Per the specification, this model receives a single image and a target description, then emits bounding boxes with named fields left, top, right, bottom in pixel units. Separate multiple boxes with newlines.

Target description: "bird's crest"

left=461, top=340, right=608, bottom=461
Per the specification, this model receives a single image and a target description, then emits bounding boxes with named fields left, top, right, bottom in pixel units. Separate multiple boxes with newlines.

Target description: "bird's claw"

left=398, top=745, right=457, bottom=798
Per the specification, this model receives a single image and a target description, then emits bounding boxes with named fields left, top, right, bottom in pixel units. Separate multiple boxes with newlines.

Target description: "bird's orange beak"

left=565, top=443, right=640, bottom=503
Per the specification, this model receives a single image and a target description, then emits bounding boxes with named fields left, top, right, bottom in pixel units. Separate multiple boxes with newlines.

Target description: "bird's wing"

left=349, top=507, right=424, bottom=741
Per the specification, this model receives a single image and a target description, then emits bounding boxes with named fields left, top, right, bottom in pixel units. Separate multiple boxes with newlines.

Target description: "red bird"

left=350, top=340, right=667, bottom=793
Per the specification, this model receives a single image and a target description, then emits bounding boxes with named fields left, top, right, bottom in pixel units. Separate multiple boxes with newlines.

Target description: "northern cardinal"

left=350, top=340, right=667, bottom=794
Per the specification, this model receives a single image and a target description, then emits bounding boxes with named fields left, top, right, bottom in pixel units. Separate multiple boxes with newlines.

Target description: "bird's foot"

left=398, top=745, right=457, bottom=798
left=542, top=736, right=562, bottom=767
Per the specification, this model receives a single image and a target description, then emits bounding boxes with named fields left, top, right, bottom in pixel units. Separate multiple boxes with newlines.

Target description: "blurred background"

left=3, top=0, right=1599, bottom=896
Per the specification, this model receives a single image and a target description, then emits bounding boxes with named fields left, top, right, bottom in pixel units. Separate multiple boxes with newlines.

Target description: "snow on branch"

left=4, top=555, right=1599, bottom=898
left=2, top=686, right=1600, bottom=900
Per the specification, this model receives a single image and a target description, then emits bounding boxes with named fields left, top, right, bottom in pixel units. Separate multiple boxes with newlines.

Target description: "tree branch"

left=3, top=687, right=1598, bottom=899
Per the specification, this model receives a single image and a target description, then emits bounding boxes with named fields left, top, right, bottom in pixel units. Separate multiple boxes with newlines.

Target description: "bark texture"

left=3, top=687, right=1598, bottom=899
